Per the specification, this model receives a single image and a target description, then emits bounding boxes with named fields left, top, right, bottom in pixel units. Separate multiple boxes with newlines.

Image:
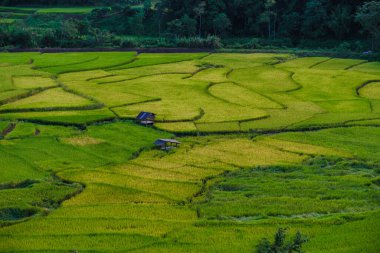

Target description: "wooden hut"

left=154, top=139, right=181, bottom=150
left=136, top=112, right=156, bottom=126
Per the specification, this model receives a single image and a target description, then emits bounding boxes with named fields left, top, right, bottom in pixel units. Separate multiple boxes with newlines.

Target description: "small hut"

left=136, top=112, right=156, bottom=126
left=154, top=139, right=181, bottom=150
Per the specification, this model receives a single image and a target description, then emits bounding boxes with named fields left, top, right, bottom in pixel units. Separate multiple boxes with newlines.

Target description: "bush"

left=175, top=36, right=222, bottom=49
left=204, top=35, right=223, bottom=49
left=120, top=37, right=140, bottom=48
left=256, top=228, right=308, bottom=253
left=244, top=38, right=262, bottom=49
left=335, top=42, right=351, bottom=52
left=40, top=29, right=58, bottom=48
left=9, top=27, right=33, bottom=48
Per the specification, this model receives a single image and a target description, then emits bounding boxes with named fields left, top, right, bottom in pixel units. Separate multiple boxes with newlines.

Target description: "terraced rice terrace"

left=0, top=52, right=379, bottom=252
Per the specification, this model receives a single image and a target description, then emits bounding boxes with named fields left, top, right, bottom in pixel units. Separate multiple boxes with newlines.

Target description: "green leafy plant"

left=256, top=228, right=308, bottom=253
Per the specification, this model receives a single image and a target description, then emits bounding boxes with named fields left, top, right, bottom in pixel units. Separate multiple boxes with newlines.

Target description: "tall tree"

left=302, top=0, right=328, bottom=39
left=356, top=1, right=380, bottom=50
left=328, top=5, right=352, bottom=39
left=193, top=1, right=206, bottom=37
left=212, top=13, right=231, bottom=37
left=260, top=0, right=277, bottom=39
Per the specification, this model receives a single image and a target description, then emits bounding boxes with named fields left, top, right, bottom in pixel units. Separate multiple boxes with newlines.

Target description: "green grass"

left=0, top=7, right=37, bottom=14
left=39, top=52, right=137, bottom=74
left=108, top=60, right=201, bottom=80
left=0, top=109, right=115, bottom=124
left=194, top=157, right=379, bottom=219
left=0, top=52, right=380, bottom=252
left=108, top=53, right=208, bottom=70
left=5, top=122, right=78, bottom=139
left=0, top=18, right=18, bottom=24
left=0, top=88, right=96, bottom=111
left=35, top=7, right=96, bottom=14
left=0, top=6, right=96, bottom=14
left=0, top=53, right=38, bottom=66
left=12, top=76, right=57, bottom=89
left=360, top=82, right=380, bottom=99
left=209, top=82, right=283, bottom=109
left=312, top=58, right=367, bottom=70
left=229, top=65, right=299, bottom=93
left=1, top=127, right=379, bottom=252
left=277, top=57, right=330, bottom=69
left=0, top=64, right=52, bottom=93
left=0, top=12, right=30, bottom=18
left=0, top=52, right=376, bottom=132
left=351, top=61, right=380, bottom=75
left=200, top=53, right=291, bottom=68
left=274, top=126, right=380, bottom=161
left=189, top=67, right=230, bottom=83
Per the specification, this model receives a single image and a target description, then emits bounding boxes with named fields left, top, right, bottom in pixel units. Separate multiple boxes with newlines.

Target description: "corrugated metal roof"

left=154, top=139, right=181, bottom=145
left=136, top=112, right=156, bottom=120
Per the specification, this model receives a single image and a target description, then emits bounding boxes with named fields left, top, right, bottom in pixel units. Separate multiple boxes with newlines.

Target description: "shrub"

left=256, top=228, right=308, bottom=253
left=175, top=36, right=222, bottom=49
left=120, top=37, right=140, bottom=48
left=335, top=42, right=351, bottom=52
left=205, top=35, right=223, bottom=49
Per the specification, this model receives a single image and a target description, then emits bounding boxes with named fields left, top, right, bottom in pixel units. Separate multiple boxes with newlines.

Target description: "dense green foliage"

left=256, top=228, right=308, bottom=253
left=0, top=1, right=380, bottom=50
left=0, top=52, right=379, bottom=252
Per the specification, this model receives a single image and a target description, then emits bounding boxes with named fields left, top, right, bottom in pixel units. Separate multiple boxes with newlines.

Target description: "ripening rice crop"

left=1, top=53, right=380, bottom=253
left=0, top=88, right=95, bottom=111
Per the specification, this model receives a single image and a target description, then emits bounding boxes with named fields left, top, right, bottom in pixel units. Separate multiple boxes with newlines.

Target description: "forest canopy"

left=0, top=0, right=379, bottom=51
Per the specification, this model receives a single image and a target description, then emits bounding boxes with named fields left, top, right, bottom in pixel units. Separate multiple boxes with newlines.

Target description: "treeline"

left=0, top=0, right=131, bottom=6
left=1, top=0, right=380, bottom=51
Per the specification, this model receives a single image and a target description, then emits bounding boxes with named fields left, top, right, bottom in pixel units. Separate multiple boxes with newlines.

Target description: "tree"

left=212, top=13, right=231, bottom=36
left=356, top=1, right=380, bottom=50
left=40, top=29, right=58, bottom=47
left=9, top=27, right=33, bottom=48
left=279, top=12, right=302, bottom=40
left=130, top=10, right=145, bottom=35
left=167, top=14, right=196, bottom=37
left=256, top=228, right=308, bottom=253
left=302, top=0, right=328, bottom=39
left=328, top=5, right=352, bottom=40
left=193, top=1, right=206, bottom=37
left=154, top=1, right=167, bottom=37
left=89, top=28, right=112, bottom=46
left=260, top=0, right=276, bottom=39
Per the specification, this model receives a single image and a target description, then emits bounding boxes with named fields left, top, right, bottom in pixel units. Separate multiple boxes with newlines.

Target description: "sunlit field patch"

left=12, top=76, right=57, bottom=89
left=209, top=82, right=283, bottom=108
left=109, top=53, right=208, bottom=70
left=312, top=58, right=367, bottom=70
left=359, top=81, right=380, bottom=99
left=351, top=61, right=380, bottom=75
left=39, top=52, right=137, bottom=74
left=276, top=57, right=330, bottom=69
left=0, top=88, right=95, bottom=111
left=229, top=65, right=299, bottom=93
left=0, top=108, right=115, bottom=124
left=61, top=136, right=105, bottom=146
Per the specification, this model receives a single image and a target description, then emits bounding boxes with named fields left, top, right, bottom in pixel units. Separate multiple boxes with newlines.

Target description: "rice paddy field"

left=0, top=52, right=379, bottom=252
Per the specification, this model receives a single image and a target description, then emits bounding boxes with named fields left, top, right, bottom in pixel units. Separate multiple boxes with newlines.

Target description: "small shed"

left=154, top=139, right=181, bottom=150
left=136, top=112, right=156, bottom=126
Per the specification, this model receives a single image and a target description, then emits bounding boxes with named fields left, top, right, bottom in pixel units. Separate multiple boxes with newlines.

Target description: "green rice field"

left=0, top=6, right=97, bottom=14
left=0, top=52, right=379, bottom=252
